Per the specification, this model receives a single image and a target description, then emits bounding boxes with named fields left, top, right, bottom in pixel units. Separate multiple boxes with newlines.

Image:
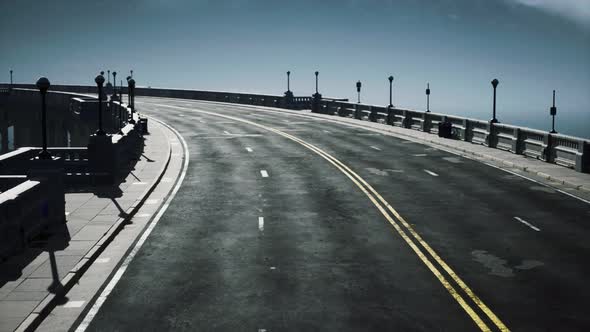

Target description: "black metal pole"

left=128, top=78, right=136, bottom=123
left=41, top=92, right=47, bottom=151
left=491, top=79, right=499, bottom=123
left=315, top=71, right=319, bottom=94
left=388, top=76, right=393, bottom=107
left=36, top=77, right=51, bottom=159
left=118, top=102, right=124, bottom=134
left=356, top=81, right=362, bottom=104
left=550, top=89, right=557, bottom=133
left=9, top=70, right=13, bottom=86
left=98, top=85, right=104, bottom=134
left=112, top=71, right=117, bottom=98
left=287, top=71, right=290, bottom=91
left=426, top=83, right=430, bottom=112
left=95, top=74, right=105, bottom=135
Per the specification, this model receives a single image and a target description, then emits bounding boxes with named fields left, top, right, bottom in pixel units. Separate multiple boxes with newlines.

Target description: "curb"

left=15, top=120, right=174, bottom=332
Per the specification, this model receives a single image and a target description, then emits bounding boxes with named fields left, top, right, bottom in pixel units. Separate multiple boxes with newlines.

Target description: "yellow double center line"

left=145, top=102, right=510, bottom=332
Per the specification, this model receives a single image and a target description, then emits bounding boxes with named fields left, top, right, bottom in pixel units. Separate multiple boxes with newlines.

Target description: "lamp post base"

left=37, top=149, right=52, bottom=160
left=490, top=118, right=499, bottom=124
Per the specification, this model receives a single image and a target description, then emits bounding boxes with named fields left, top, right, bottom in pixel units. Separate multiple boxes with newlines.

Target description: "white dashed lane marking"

left=370, top=146, right=381, bottom=151
left=260, top=170, right=269, bottom=178
left=246, top=147, right=253, bottom=152
left=258, top=217, right=264, bottom=231
left=514, top=217, right=541, bottom=232
left=424, top=169, right=439, bottom=177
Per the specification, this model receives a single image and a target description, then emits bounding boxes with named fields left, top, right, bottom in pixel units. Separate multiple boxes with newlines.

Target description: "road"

left=85, top=97, right=590, bottom=331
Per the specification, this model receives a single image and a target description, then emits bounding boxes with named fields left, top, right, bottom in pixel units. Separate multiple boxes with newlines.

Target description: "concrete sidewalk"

left=0, top=120, right=173, bottom=332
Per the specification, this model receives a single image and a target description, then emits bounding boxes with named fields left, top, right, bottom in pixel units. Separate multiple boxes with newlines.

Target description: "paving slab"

left=0, top=119, right=175, bottom=332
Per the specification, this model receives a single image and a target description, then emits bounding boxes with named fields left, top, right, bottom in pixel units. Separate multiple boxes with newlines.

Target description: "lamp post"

left=107, top=70, right=111, bottom=85
left=126, top=76, right=131, bottom=105
left=120, top=79, right=123, bottom=102
left=287, top=71, right=291, bottom=92
left=550, top=90, right=557, bottom=134
left=130, top=70, right=133, bottom=78
left=388, top=76, right=394, bottom=107
left=36, top=77, right=52, bottom=159
left=9, top=69, right=13, bottom=87
left=112, top=71, right=117, bottom=99
left=95, top=74, right=106, bottom=135
left=128, top=78, right=136, bottom=123
left=426, top=83, right=431, bottom=112
left=490, top=78, right=499, bottom=123
left=314, top=71, right=319, bottom=94
left=356, top=80, right=362, bottom=103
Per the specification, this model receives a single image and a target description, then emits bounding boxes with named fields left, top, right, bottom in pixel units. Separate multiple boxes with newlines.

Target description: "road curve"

left=85, top=97, right=590, bottom=332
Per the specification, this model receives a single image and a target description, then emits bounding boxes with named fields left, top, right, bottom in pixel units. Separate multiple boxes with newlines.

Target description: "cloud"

left=508, top=0, right=590, bottom=28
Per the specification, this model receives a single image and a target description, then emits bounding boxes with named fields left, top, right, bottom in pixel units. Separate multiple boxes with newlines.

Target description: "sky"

left=1, top=0, right=589, bottom=137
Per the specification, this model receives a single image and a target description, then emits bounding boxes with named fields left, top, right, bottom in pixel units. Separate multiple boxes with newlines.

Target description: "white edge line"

left=514, top=217, right=541, bottom=232
left=75, top=117, right=190, bottom=332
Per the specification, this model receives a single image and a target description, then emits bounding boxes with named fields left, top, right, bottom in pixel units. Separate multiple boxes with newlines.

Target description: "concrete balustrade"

left=2, top=83, right=588, bottom=173
left=0, top=180, right=42, bottom=260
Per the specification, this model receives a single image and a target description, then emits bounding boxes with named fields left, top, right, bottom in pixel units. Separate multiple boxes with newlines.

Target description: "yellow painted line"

left=146, top=102, right=509, bottom=331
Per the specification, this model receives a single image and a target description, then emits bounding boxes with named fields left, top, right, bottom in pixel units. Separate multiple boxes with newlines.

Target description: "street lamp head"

left=100, top=71, right=104, bottom=75
left=36, top=77, right=50, bottom=92
left=356, top=80, right=362, bottom=91
left=126, top=75, right=131, bottom=81
left=491, top=78, right=499, bottom=88
left=388, top=76, right=393, bottom=82
left=95, top=74, right=105, bottom=86
left=287, top=71, right=290, bottom=76
left=128, top=78, right=136, bottom=87
left=315, top=71, right=319, bottom=76
left=9, top=69, right=13, bottom=74
left=113, top=71, right=117, bottom=77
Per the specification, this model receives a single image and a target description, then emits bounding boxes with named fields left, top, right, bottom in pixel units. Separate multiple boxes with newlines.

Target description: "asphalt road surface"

left=85, top=97, right=590, bottom=332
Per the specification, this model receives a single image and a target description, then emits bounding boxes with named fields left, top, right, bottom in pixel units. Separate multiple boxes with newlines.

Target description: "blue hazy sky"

left=1, top=0, right=589, bottom=137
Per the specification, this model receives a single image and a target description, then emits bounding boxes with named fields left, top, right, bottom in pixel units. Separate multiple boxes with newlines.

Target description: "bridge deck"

left=73, top=97, right=590, bottom=331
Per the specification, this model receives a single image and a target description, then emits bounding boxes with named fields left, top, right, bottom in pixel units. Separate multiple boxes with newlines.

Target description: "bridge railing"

left=2, top=83, right=587, bottom=173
